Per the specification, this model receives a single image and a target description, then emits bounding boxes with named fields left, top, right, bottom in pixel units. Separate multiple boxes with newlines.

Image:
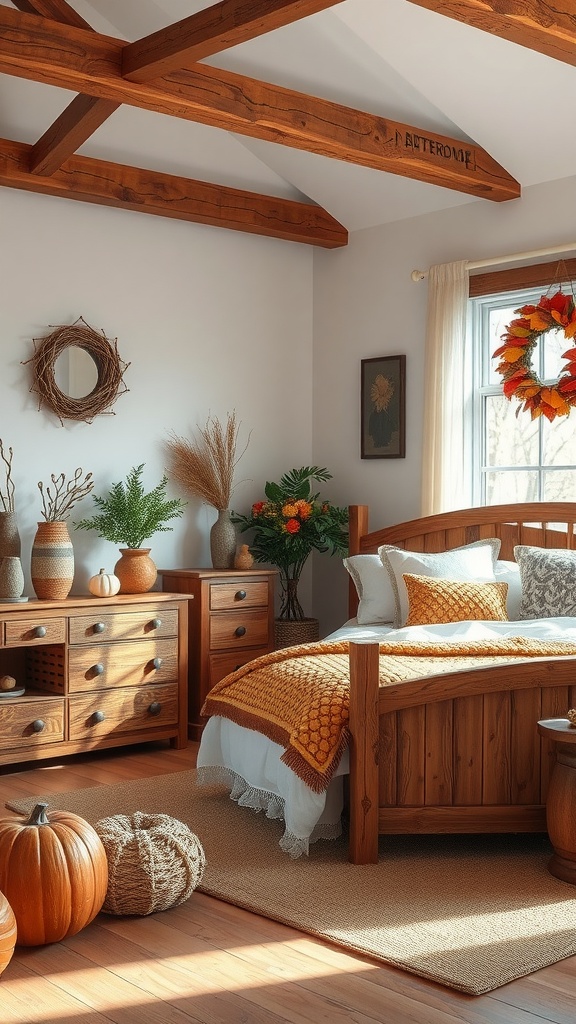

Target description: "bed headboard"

left=347, top=502, right=576, bottom=619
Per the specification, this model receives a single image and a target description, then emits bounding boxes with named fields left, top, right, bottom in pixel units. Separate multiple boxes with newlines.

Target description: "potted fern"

left=75, top=464, right=185, bottom=593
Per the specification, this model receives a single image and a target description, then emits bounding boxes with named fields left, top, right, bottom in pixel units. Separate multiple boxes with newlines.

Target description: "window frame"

left=468, top=258, right=576, bottom=507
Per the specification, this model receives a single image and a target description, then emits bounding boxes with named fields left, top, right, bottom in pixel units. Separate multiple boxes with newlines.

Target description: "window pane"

left=485, top=395, right=539, bottom=466
left=542, top=470, right=576, bottom=501
left=488, top=306, right=518, bottom=385
left=537, top=326, right=565, bottom=381
left=542, top=414, right=576, bottom=465
left=484, top=471, right=540, bottom=504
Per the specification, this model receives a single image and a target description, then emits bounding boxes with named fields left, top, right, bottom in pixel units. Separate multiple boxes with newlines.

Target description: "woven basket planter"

left=274, top=617, right=320, bottom=650
left=94, top=811, right=205, bottom=916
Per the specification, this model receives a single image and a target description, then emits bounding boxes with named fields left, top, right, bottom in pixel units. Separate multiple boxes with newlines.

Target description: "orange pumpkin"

left=0, top=891, right=16, bottom=977
left=0, top=803, right=108, bottom=946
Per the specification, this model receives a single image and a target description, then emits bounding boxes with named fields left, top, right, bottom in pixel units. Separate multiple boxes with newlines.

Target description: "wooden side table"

left=159, top=568, right=277, bottom=740
left=537, top=718, right=576, bottom=884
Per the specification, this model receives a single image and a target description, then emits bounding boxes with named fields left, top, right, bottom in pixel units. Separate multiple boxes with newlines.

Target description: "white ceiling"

left=1, top=0, right=574, bottom=234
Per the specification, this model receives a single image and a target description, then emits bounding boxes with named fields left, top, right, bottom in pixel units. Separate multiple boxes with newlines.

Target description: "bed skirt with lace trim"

left=196, top=765, right=342, bottom=858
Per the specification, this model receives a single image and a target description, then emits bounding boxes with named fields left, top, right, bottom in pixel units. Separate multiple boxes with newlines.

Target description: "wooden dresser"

left=159, top=568, right=277, bottom=739
left=0, top=592, right=189, bottom=767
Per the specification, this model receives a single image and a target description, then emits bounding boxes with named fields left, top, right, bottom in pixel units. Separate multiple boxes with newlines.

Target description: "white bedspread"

left=196, top=616, right=576, bottom=856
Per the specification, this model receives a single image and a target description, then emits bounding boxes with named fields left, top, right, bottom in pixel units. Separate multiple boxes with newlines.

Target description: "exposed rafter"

left=122, top=0, right=346, bottom=83
left=9, top=0, right=92, bottom=30
left=29, top=94, right=121, bottom=176
left=0, top=6, right=520, bottom=203
left=11, top=0, right=120, bottom=176
left=0, top=137, right=348, bottom=247
left=406, top=0, right=576, bottom=68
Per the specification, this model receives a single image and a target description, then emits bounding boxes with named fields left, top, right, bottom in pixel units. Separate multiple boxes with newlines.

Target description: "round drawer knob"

left=236, top=590, right=247, bottom=600
left=152, top=657, right=162, bottom=670
left=92, top=663, right=105, bottom=676
left=92, top=710, right=106, bottom=724
left=33, top=625, right=47, bottom=639
left=151, top=618, right=162, bottom=629
left=93, top=621, right=106, bottom=634
left=148, top=702, right=162, bottom=716
left=235, top=625, right=247, bottom=637
left=31, top=719, right=45, bottom=733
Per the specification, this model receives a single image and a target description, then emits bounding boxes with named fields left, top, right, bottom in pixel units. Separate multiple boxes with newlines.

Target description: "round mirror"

left=54, top=347, right=99, bottom=399
left=24, top=318, right=130, bottom=424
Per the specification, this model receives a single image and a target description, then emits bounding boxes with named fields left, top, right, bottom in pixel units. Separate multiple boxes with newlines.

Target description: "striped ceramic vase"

left=30, top=521, right=74, bottom=600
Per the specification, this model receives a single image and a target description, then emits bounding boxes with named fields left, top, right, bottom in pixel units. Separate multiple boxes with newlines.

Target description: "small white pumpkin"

left=88, top=568, right=121, bottom=598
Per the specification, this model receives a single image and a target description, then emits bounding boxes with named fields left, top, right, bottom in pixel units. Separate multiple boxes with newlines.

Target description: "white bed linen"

left=196, top=615, right=576, bottom=856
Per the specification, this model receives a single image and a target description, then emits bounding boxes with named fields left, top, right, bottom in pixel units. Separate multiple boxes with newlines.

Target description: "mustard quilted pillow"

left=404, top=573, right=509, bottom=626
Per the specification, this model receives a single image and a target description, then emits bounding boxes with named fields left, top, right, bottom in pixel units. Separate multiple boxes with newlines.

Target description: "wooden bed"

left=345, top=502, right=576, bottom=864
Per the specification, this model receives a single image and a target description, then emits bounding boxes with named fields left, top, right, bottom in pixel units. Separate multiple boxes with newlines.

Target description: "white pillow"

left=495, top=559, right=522, bottom=620
left=343, top=554, right=395, bottom=625
left=379, top=539, right=501, bottom=628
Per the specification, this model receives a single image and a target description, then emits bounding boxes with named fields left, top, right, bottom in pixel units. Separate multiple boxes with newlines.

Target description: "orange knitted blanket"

left=201, top=636, right=576, bottom=793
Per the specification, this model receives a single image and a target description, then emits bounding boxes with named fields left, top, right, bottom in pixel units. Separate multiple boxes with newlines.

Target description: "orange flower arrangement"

left=493, top=289, right=576, bottom=421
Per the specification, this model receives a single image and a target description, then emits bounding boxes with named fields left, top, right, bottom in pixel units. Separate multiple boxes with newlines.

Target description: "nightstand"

left=159, top=568, right=277, bottom=739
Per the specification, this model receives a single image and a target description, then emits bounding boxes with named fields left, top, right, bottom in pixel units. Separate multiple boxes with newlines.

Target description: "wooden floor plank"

left=0, top=740, right=574, bottom=1023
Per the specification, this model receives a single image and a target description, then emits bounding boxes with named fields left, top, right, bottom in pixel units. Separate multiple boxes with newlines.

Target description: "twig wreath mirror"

left=23, top=317, right=130, bottom=424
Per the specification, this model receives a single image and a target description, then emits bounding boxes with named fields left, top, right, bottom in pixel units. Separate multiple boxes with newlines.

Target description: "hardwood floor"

left=1, top=741, right=575, bottom=1024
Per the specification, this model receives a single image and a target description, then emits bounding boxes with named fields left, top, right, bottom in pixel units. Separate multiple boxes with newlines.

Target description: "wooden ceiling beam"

left=122, top=0, right=345, bottom=83
left=405, top=0, right=576, bottom=67
left=0, top=137, right=348, bottom=247
left=10, top=1, right=119, bottom=176
left=29, top=94, right=121, bottom=175
left=9, top=0, right=92, bottom=31
left=0, top=7, right=520, bottom=201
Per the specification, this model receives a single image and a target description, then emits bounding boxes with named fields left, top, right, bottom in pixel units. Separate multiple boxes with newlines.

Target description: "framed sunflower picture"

left=361, top=354, right=406, bottom=459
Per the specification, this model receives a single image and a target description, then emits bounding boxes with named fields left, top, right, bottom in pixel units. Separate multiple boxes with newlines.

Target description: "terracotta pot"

left=114, top=548, right=157, bottom=594
left=30, top=520, right=74, bottom=600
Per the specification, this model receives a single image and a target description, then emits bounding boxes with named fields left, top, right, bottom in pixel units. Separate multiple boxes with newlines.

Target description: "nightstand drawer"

left=68, top=638, right=178, bottom=692
left=69, top=683, right=178, bottom=740
left=209, top=610, right=269, bottom=651
left=0, top=696, right=65, bottom=750
left=209, top=647, right=269, bottom=685
left=209, top=581, right=269, bottom=611
left=69, top=608, right=177, bottom=645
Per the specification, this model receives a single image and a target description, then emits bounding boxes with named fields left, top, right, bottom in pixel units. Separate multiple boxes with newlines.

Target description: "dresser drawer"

left=209, top=648, right=270, bottom=686
left=209, top=581, right=269, bottom=611
left=209, top=610, right=270, bottom=651
left=68, top=608, right=178, bottom=645
left=0, top=696, right=65, bottom=750
left=4, top=617, right=66, bottom=647
left=68, top=638, right=178, bottom=692
left=69, top=683, right=178, bottom=740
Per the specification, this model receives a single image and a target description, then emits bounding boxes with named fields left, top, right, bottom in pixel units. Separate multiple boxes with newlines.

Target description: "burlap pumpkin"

left=94, top=811, right=205, bottom=916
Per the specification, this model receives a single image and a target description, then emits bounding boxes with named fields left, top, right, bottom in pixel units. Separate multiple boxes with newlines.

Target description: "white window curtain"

left=421, top=260, right=469, bottom=516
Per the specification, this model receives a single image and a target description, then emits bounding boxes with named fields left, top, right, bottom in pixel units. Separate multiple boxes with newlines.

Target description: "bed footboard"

left=347, top=641, right=576, bottom=865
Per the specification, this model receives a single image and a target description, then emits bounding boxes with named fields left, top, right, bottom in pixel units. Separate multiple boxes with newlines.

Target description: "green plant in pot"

left=75, top=464, right=186, bottom=594
left=232, top=466, right=348, bottom=646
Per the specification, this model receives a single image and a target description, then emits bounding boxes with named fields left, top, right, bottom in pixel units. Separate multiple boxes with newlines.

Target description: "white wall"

left=0, top=188, right=314, bottom=605
left=313, top=173, right=576, bottom=634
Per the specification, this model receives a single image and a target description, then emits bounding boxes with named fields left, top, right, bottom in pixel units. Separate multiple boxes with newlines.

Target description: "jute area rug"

left=7, top=769, right=576, bottom=996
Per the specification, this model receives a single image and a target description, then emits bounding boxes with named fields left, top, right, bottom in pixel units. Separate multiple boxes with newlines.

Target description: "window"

left=469, top=282, right=576, bottom=506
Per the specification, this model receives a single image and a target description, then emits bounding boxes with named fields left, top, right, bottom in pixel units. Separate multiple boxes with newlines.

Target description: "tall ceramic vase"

left=31, top=521, right=75, bottom=600
left=210, top=509, right=236, bottom=569
left=0, top=510, right=21, bottom=559
left=114, top=548, right=157, bottom=594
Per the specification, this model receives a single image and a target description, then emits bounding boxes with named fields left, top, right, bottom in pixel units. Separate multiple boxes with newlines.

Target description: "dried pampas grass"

left=166, top=412, right=249, bottom=511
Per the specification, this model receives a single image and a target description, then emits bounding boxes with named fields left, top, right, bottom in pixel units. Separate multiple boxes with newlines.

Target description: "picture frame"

left=361, top=355, right=406, bottom=459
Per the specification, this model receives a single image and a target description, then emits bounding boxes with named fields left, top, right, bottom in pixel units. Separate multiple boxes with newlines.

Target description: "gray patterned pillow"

left=514, top=545, right=576, bottom=619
